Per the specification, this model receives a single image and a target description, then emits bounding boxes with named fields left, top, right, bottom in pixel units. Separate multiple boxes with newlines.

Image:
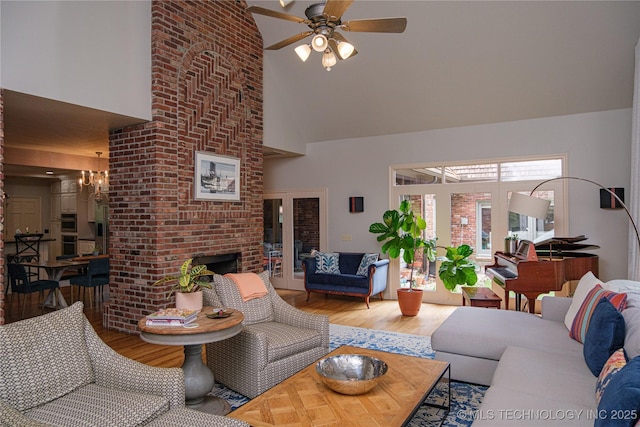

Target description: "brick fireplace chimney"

left=104, top=1, right=264, bottom=333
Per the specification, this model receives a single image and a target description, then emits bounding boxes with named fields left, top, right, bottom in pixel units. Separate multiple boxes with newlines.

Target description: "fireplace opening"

left=192, top=253, right=239, bottom=275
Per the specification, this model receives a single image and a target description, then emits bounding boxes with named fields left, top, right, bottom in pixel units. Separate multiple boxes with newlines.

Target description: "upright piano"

left=486, top=237, right=599, bottom=313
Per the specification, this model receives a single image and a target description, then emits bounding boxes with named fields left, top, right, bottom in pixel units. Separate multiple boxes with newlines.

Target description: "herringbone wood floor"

left=4, top=286, right=456, bottom=368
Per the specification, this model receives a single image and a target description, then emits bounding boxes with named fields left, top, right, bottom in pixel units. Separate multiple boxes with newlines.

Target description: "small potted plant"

left=152, top=258, right=214, bottom=312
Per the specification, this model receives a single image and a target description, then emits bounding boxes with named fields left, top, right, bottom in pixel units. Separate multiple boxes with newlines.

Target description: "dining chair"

left=13, top=233, right=44, bottom=280
left=7, top=263, right=60, bottom=319
left=69, top=257, right=110, bottom=307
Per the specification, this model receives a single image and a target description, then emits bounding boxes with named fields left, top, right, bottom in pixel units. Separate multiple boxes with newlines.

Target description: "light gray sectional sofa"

left=0, top=302, right=248, bottom=427
left=432, top=273, right=640, bottom=426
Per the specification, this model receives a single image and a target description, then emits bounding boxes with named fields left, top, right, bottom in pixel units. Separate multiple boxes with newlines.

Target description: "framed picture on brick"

left=194, top=151, right=240, bottom=201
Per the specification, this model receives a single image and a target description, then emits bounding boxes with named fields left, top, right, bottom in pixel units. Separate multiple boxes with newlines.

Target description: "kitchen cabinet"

left=61, top=193, right=77, bottom=213
left=61, top=179, right=78, bottom=194
left=51, top=181, right=62, bottom=194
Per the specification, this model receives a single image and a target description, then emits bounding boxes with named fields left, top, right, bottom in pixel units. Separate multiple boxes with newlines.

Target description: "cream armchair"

left=0, top=302, right=248, bottom=427
left=203, top=271, right=330, bottom=398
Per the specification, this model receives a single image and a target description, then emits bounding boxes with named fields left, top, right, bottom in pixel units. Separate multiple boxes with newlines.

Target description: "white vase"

left=175, top=291, right=203, bottom=312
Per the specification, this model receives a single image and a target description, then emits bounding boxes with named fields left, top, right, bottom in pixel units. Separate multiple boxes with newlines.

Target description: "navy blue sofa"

left=302, top=252, right=389, bottom=308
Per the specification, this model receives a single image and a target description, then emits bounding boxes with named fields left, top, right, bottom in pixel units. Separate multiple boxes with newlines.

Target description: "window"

left=389, top=155, right=566, bottom=303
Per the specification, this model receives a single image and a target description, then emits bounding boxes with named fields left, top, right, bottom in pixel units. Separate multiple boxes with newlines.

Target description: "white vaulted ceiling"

left=249, top=0, right=640, bottom=154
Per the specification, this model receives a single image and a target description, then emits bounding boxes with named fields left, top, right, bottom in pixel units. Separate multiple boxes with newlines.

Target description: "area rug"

left=210, top=324, right=486, bottom=426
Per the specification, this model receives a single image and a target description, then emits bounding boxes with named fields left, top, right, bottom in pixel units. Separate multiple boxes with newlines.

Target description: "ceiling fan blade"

left=323, top=0, right=354, bottom=20
left=342, top=17, right=407, bottom=33
left=265, top=31, right=312, bottom=50
left=331, top=32, right=358, bottom=59
left=246, top=6, right=307, bottom=24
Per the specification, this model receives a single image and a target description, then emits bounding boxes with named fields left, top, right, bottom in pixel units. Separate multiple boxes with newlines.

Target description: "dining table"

left=19, top=257, right=100, bottom=309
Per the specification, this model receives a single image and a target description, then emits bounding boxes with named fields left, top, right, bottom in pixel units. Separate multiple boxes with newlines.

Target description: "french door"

left=263, top=189, right=328, bottom=290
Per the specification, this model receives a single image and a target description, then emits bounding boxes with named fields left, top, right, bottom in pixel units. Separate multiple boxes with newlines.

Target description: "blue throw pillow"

left=315, top=252, right=341, bottom=274
left=584, top=298, right=626, bottom=376
left=356, top=253, right=379, bottom=276
left=595, top=356, right=640, bottom=426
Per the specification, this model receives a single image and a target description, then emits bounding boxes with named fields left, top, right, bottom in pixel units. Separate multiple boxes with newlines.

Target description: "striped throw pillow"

left=570, top=284, right=627, bottom=343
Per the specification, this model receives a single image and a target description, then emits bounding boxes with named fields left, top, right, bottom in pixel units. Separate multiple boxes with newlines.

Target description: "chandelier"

left=78, top=151, right=109, bottom=202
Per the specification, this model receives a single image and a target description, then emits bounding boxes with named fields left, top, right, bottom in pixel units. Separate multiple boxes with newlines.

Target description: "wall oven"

left=61, top=214, right=77, bottom=233
left=62, top=235, right=77, bottom=256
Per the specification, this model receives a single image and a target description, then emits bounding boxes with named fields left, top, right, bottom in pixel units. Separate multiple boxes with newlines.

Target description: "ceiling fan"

left=247, top=0, right=407, bottom=71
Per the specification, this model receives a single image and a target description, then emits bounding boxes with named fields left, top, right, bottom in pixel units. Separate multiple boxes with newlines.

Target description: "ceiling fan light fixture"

left=311, top=34, right=328, bottom=52
left=322, top=49, right=337, bottom=71
left=294, top=44, right=312, bottom=62
left=279, top=0, right=294, bottom=7
left=336, top=40, right=355, bottom=59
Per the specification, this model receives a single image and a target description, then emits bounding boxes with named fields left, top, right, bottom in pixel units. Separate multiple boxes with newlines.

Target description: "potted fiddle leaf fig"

left=369, top=200, right=437, bottom=316
left=152, top=258, right=214, bottom=312
left=370, top=200, right=479, bottom=315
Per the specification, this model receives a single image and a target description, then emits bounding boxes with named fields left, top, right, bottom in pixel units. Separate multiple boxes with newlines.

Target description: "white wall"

left=265, top=109, right=633, bottom=281
left=0, top=0, right=151, bottom=120
left=262, top=56, right=307, bottom=155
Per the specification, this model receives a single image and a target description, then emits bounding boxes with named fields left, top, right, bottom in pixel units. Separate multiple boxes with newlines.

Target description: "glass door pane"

left=450, top=192, right=493, bottom=290
left=508, top=190, right=555, bottom=243
left=398, top=194, right=437, bottom=292
left=293, top=197, right=320, bottom=279
left=263, top=198, right=283, bottom=278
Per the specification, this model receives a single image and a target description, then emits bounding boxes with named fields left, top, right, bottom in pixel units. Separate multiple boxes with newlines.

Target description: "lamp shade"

left=279, top=0, right=294, bottom=6
left=295, top=44, right=312, bottom=62
left=312, top=34, right=328, bottom=52
left=337, top=41, right=355, bottom=59
left=322, top=50, right=337, bottom=70
left=509, top=192, right=551, bottom=219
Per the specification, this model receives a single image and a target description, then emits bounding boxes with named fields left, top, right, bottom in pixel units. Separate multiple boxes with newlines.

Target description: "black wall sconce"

left=349, top=197, right=364, bottom=213
left=600, top=188, right=624, bottom=209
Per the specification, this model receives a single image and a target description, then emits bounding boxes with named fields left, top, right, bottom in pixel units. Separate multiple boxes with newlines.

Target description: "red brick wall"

left=0, top=90, right=4, bottom=325
left=450, top=192, right=491, bottom=247
left=104, top=0, right=264, bottom=333
left=294, top=198, right=320, bottom=250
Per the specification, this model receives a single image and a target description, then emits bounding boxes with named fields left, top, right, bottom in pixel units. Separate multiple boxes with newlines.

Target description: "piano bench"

left=461, top=286, right=502, bottom=309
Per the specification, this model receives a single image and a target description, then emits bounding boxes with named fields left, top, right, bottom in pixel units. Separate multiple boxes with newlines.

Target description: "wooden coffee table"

left=229, top=345, right=450, bottom=426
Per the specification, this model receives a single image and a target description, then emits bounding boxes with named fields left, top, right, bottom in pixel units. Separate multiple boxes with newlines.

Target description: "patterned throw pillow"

left=356, top=253, right=379, bottom=276
left=570, top=284, right=627, bottom=343
left=315, top=252, right=341, bottom=274
left=596, top=349, right=627, bottom=404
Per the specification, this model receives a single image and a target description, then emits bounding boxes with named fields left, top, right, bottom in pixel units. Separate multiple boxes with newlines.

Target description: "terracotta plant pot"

left=175, top=290, right=203, bottom=312
left=397, top=288, right=423, bottom=316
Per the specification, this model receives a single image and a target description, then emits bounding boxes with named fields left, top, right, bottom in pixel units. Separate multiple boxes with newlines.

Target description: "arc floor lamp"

left=508, top=176, right=640, bottom=253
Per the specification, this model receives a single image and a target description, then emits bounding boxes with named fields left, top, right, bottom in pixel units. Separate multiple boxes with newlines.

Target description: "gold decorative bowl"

left=315, top=354, right=388, bottom=395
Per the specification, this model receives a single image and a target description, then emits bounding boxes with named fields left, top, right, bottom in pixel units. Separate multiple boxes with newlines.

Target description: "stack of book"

left=145, top=308, right=198, bottom=326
